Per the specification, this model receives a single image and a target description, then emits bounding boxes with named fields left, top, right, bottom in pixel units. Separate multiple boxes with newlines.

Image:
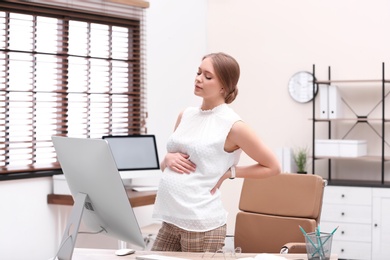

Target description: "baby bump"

left=158, top=169, right=215, bottom=200
left=154, top=169, right=225, bottom=221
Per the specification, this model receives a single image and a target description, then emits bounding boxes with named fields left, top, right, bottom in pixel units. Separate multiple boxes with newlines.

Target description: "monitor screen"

left=102, top=135, right=160, bottom=171
left=51, top=136, right=145, bottom=260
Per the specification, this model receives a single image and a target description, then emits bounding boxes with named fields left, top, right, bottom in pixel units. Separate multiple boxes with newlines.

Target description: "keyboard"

left=131, top=186, right=159, bottom=192
left=135, top=254, right=190, bottom=260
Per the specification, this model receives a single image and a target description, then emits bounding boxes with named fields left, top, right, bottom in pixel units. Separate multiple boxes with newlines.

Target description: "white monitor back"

left=51, top=136, right=145, bottom=259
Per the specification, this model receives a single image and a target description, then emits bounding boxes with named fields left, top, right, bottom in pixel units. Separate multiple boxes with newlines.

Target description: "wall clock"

left=288, top=71, right=318, bottom=103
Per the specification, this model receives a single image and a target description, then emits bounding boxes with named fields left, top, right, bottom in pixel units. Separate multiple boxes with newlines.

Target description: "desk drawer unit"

left=321, top=222, right=371, bottom=243
left=323, top=186, right=372, bottom=205
left=330, top=241, right=371, bottom=260
left=321, top=204, right=371, bottom=224
left=321, top=186, right=372, bottom=260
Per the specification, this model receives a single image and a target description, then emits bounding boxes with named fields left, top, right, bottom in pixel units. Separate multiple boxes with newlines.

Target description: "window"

left=0, top=2, right=147, bottom=177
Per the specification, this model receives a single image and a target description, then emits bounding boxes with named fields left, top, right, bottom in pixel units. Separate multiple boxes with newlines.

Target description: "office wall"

left=146, top=0, right=207, bottom=163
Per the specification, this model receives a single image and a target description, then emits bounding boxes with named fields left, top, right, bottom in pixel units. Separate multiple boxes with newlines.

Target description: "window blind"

left=0, top=3, right=147, bottom=175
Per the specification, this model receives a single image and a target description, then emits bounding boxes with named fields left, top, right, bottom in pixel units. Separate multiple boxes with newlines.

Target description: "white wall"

left=146, top=0, right=207, bottom=163
left=0, top=178, right=58, bottom=260
left=2, top=0, right=390, bottom=259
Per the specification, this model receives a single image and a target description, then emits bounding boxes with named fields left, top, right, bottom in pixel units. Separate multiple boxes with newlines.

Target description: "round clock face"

left=288, top=71, right=318, bottom=103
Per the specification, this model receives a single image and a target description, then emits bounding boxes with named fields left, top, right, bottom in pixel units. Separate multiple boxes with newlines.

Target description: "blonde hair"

left=202, top=52, right=240, bottom=104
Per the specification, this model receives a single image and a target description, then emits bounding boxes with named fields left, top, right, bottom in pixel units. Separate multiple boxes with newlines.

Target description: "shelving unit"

left=311, top=63, right=390, bottom=185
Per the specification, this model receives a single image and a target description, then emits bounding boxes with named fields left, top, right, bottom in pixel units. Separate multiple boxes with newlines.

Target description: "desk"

left=47, top=189, right=157, bottom=207
left=71, top=248, right=338, bottom=259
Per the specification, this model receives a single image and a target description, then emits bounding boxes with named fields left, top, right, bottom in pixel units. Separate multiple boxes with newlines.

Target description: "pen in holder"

left=299, top=225, right=337, bottom=260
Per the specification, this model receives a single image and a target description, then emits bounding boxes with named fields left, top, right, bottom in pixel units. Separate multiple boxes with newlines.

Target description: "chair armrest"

left=280, top=242, right=307, bottom=254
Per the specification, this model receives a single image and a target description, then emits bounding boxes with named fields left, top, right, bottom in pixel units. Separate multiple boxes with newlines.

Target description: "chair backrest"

left=234, top=173, right=326, bottom=253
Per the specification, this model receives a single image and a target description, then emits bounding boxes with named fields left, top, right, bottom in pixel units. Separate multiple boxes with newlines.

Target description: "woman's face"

left=194, top=57, right=224, bottom=101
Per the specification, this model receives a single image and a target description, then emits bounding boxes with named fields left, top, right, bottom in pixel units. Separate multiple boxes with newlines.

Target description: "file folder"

left=328, top=85, right=343, bottom=119
left=319, top=85, right=329, bottom=119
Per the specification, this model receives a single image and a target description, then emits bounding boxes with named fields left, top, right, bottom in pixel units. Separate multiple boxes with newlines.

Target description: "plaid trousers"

left=151, top=222, right=226, bottom=252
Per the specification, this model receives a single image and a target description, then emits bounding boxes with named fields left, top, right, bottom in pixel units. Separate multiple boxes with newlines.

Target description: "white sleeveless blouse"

left=152, top=103, right=242, bottom=232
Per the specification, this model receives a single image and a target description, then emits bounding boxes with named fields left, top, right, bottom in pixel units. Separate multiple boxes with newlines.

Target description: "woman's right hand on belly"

left=163, top=152, right=196, bottom=174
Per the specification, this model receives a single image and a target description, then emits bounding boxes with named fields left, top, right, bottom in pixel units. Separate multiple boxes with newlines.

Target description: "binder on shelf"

left=328, top=85, right=343, bottom=119
left=319, top=85, right=329, bottom=119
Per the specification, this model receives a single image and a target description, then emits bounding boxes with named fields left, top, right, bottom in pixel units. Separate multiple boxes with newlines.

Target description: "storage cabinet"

left=311, top=63, right=389, bottom=184
left=322, top=186, right=390, bottom=260
left=321, top=186, right=372, bottom=260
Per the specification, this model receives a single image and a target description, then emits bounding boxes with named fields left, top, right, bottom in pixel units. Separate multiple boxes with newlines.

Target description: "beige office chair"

left=234, top=173, right=326, bottom=253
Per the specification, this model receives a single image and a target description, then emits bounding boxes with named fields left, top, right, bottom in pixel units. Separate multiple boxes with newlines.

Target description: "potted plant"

left=293, top=147, right=309, bottom=174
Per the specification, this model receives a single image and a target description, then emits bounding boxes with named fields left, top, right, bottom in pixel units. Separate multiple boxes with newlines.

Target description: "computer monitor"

left=102, top=135, right=160, bottom=171
left=51, top=136, right=145, bottom=260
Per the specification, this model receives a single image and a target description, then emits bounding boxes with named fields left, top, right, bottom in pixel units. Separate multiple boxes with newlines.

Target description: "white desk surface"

left=72, top=248, right=338, bottom=259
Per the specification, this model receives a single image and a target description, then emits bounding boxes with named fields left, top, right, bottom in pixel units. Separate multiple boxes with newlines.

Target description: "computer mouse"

left=115, top=248, right=136, bottom=256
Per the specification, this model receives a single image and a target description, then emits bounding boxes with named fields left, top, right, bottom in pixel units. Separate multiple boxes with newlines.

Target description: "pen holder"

left=304, top=232, right=333, bottom=260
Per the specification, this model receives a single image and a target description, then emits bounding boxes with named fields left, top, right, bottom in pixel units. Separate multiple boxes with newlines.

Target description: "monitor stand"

left=52, top=193, right=135, bottom=260
left=55, top=192, right=88, bottom=260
